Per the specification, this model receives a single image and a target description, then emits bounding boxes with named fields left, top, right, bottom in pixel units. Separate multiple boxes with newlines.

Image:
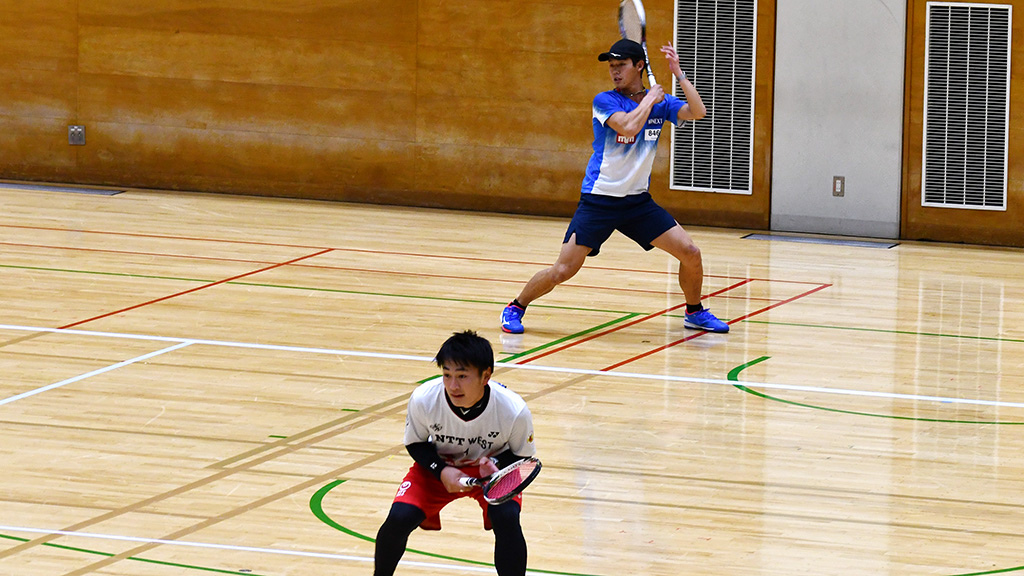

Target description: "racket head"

left=617, top=0, right=657, bottom=86
left=618, top=0, right=647, bottom=45
left=481, top=457, right=542, bottom=505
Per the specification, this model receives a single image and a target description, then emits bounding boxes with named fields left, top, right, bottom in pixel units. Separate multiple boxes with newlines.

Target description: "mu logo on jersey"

left=617, top=125, right=662, bottom=145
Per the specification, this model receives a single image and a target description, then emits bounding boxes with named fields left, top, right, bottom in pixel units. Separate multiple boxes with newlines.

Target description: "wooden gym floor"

left=1, top=184, right=1023, bottom=576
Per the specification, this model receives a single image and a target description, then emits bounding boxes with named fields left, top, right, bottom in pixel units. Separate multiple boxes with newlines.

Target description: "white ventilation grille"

left=670, top=0, right=757, bottom=195
left=923, top=2, right=1011, bottom=210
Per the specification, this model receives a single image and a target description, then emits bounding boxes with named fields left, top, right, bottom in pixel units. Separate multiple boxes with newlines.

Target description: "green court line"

left=727, top=358, right=1024, bottom=575
left=746, top=319, right=1024, bottom=345
left=952, top=567, right=1024, bottom=576
left=231, top=281, right=632, bottom=315
left=310, top=480, right=604, bottom=576
left=726, top=357, right=1024, bottom=425
left=0, top=533, right=270, bottom=575
left=1, top=263, right=656, bottom=369
left=0, top=263, right=209, bottom=283
left=500, top=312, right=642, bottom=363
left=0, top=263, right=633, bottom=316
left=310, top=480, right=488, bottom=566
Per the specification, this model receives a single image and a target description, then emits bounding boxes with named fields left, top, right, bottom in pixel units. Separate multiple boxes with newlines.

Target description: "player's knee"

left=679, top=243, right=701, bottom=264
left=377, top=502, right=424, bottom=540
left=488, top=501, right=522, bottom=532
left=551, top=262, right=581, bottom=284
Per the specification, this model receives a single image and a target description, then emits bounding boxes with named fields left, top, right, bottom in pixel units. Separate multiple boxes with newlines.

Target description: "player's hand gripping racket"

left=458, top=457, right=542, bottom=505
left=618, top=0, right=656, bottom=87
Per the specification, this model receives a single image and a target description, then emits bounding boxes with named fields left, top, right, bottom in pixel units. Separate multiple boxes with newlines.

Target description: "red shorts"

left=392, top=463, right=523, bottom=531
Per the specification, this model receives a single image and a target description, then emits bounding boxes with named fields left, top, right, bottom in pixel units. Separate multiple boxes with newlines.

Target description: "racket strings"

left=486, top=462, right=539, bottom=499
left=619, top=5, right=645, bottom=42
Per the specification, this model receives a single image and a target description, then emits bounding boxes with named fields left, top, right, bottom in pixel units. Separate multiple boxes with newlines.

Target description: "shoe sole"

left=501, top=326, right=524, bottom=334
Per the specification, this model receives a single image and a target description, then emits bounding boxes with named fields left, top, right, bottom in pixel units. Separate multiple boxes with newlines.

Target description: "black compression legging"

left=373, top=501, right=527, bottom=576
left=488, top=499, right=527, bottom=576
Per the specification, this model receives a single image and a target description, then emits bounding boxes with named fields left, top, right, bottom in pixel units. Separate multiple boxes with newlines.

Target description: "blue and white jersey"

left=581, top=90, right=685, bottom=197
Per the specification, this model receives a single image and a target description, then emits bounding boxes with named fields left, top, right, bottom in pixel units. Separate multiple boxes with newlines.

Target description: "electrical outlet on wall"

left=833, top=176, right=845, bottom=197
left=68, top=125, right=85, bottom=146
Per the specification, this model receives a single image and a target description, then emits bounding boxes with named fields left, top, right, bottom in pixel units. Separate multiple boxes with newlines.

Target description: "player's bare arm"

left=606, top=83, right=666, bottom=136
left=661, top=42, right=706, bottom=121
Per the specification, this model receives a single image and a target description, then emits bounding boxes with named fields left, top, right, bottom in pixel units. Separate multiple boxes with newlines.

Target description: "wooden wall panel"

left=78, top=75, right=415, bottom=140
left=417, top=98, right=588, bottom=152
left=0, top=116, right=79, bottom=182
left=417, top=0, right=612, bottom=53
left=69, top=123, right=419, bottom=199
left=0, top=0, right=773, bottom=231
left=901, top=0, right=1024, bottom=247
left=387, top=0, right=615, bottom=212
left=0, top=69, right=78, bottom=120
left=0, top=0, right=79, bottom=182
left=78, top=26, right=416, bottom=91
left=0, top=69, right=79, bottom=179
left=78, top=1, right=418, bottom=44
left=0, top=1, right=78, bottom=72
left=72, top=2, right=420, bottom=198
left=415, top=143, right=587, bottom=213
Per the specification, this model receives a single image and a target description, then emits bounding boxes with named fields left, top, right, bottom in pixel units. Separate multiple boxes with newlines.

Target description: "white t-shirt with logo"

left=581, top=90, right=685, bottom=197
left=404, top=378, right=536, bottom=467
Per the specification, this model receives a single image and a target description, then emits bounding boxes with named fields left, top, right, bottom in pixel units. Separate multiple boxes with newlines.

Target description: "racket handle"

left=458, top=476, right=479, bottom=488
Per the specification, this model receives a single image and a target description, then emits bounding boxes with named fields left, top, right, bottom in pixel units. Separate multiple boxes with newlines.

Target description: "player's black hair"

left=435, top=330, right=494, bottom=374
left=625, top=55, right=647, bottom=72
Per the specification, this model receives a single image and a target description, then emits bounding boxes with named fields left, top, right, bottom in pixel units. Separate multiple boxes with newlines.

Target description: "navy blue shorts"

left=563, top=193, right=678, bottom=256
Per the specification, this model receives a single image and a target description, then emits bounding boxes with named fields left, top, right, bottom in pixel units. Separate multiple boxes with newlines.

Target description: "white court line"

left=0, top=524, right=531, bottom=574
left=0, top=341, right=194, bottom=407
left=2, top=323, right=1024, bottom=410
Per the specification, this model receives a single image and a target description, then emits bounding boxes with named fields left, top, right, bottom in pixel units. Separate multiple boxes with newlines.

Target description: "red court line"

left=714, top=294, right=777, bottom=302
left=600, top=282, right=833, bottom=371
left=514, top=279, right=755, bottom=365
left=57, top=248, right=334, bottom=330
left=1, top=240, right=778, bottom=299
left=0, top=224, right=823, bottom=285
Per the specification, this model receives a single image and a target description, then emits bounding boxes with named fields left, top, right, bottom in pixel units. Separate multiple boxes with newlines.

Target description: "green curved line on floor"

left=727, top=357, right=1024, bottom=576
left=309, top=479, right=603, bottom=576
left=0, top=533, right=269, bottom=575
left=727, top=357, right=1024, bottom=425
left=951, top=567, right=1024, bottom=576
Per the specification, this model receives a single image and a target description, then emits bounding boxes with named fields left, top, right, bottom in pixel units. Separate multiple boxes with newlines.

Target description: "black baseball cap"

left=598, top=39, right=646, bottom=62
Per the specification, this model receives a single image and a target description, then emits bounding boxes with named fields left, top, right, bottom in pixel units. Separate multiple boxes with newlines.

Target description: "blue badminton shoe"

left=683, top=308, right=729, bottom=333
left=500, top=304, right=526, bottom=334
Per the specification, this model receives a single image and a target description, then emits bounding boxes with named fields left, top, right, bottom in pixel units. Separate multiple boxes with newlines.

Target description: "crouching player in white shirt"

left=374, top=330, right=537, bottom=576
